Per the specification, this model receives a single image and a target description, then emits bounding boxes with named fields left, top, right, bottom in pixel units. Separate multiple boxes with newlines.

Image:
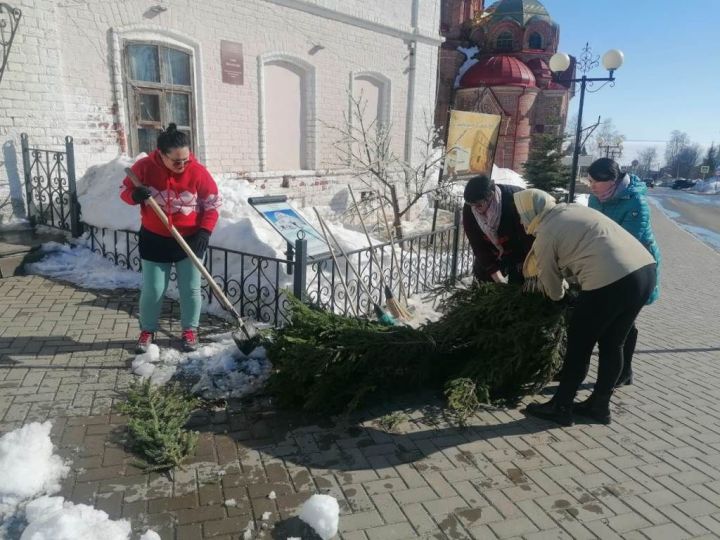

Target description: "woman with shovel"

left=121, top=124, right=221, bottom=353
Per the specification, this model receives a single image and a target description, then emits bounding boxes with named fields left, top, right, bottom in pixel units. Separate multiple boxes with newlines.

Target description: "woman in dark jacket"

left=462, top=175, right=534, bottom=284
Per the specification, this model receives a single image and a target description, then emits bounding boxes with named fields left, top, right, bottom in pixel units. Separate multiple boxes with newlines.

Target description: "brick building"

left=0, top=0, right=442, bottom=222
left=436, top=0, right=573, bottom=171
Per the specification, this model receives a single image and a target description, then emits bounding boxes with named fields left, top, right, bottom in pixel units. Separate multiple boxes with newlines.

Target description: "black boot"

left=524, top=400, right=574, bottom=427
left=614, top=370, right=633, bottom=387
left=574, top=394, right=612, bottom=425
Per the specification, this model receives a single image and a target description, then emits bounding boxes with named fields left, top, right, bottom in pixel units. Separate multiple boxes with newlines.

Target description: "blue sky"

left=540, top=0, right=720, bottom=164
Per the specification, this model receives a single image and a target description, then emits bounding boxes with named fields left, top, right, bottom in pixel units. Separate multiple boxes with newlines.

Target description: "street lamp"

left=550, top=43, right=624, bottom=202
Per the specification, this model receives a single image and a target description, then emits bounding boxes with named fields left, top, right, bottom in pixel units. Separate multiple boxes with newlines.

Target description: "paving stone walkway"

left=2, top=207, right=720, bottom=540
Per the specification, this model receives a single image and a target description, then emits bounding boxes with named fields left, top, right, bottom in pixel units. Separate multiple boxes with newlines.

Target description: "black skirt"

left=139, top=227, right=193, bottom=263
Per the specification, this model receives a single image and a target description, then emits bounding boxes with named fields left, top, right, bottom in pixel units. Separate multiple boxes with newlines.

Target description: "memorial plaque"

left=221, top=40, right=243, bottom=85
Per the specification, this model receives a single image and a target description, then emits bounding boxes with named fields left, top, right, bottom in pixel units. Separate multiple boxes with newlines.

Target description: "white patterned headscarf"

left=470, top=184, right=502, bottom=252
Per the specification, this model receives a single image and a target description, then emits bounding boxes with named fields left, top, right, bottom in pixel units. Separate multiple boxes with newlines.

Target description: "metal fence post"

left=285, top=241, right=294, bottom=275
left=292, top=238, right=308, bottom=301
left=20, top=133, right=35, bottom=225
left=65, top=136, right=82, bottom=237
left=450, top=208, right=461, bottom=282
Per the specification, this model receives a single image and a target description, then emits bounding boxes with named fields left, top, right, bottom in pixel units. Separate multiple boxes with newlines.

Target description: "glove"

left=131, top=186, right=151, bottom=203
left=190, top=229, right=211, bottom=257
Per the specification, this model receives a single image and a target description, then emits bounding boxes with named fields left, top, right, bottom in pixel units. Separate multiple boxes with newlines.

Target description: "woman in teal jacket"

left=587, top=158, right=661, bottom=387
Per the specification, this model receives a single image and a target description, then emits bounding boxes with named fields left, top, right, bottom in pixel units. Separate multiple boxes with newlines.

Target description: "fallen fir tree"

left=265, top=283, right=568, bottom=414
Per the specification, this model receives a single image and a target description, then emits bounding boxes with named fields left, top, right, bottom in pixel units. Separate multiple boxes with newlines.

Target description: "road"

left=648, top=187, right=720, bottom=252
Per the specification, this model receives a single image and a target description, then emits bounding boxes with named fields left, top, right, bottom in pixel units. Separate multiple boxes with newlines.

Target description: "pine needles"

left=118, top=380, right=199, bottom=471
left=266, top=284, right=568, bottom=415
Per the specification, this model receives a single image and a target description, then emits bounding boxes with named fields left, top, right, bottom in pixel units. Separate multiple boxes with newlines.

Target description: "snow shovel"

left=347, top=186, right=412, bottom=321
left=313, top=209, right=395, bottom=326
left=124, top=167, right=261, bottom=355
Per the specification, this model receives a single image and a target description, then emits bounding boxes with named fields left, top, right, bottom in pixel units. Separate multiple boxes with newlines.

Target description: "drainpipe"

left=404, top=0, right=420, bottom=164
left=511, top=86, right=528, bottom=171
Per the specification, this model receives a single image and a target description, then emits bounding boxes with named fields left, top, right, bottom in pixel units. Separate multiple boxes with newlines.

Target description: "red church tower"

left=437, top=0, right=573, bottom=171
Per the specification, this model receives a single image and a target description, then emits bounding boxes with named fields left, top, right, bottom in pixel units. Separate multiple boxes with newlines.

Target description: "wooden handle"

left=124, top=167, right=243, bottom=323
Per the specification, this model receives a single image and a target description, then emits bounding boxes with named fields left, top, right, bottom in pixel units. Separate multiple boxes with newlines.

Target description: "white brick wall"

left=0, top=0, right=442, bottom=221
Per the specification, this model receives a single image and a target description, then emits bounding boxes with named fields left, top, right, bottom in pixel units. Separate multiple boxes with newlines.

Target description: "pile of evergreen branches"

left=266, top=283, right=567, bottom=414
left=117, top=380, right=199, bottom=470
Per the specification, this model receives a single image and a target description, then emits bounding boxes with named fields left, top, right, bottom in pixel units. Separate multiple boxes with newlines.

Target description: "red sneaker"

left=181, top=328, right=198, bottom=352
left=135, top=331, right=154, bottom=354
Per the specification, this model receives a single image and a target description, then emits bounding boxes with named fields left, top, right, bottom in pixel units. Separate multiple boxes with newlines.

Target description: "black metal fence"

left=22, top=133, right=475, bottom=327
left=21, top=133, right=82, bottom=237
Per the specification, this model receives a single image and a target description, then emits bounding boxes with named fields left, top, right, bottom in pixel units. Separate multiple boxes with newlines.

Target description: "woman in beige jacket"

left=514, top=189, right=656, bottom=426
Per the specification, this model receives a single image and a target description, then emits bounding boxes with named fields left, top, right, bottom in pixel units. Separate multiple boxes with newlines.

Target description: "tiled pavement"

left=2, top=207, right=720, bottom=540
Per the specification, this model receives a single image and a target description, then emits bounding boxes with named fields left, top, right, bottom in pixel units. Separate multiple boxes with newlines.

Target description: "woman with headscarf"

left=587, top=158, right=661, bottom=387
left=462, top=175, right=534, bottom=284
left=514, top=189, right=657, bottom=426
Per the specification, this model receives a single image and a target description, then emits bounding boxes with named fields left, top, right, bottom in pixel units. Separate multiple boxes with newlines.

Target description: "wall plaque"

left=221, top=40, right=243, bottom=85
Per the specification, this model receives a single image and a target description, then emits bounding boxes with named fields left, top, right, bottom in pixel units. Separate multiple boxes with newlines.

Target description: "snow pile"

left=692, top=178, right=720, bottom=194
left=299, top=494, right=339, bottom=540
left=19, top=496, right=132, bottom=540
left=491, top=164, right=527, bottom=188
left=77, top=154, right=145, bottom=231
left=0, top=422, right=69, bottom=519
left=25, top=242, right=142, bottom=290
left=132, top=335, right=271, bottom=400
left=454, top=45, right=479, bottom=88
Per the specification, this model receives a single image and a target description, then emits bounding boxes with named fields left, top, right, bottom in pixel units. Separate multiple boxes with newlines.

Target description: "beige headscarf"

left=513, top=189, right=557, bottom=281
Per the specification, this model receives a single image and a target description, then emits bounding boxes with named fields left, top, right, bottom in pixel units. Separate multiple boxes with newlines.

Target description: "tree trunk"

left=389, top=184, right=404, bottom=239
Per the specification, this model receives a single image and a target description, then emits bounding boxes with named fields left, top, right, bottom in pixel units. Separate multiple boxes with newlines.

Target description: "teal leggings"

left=139, top=258, right=201, bottom=332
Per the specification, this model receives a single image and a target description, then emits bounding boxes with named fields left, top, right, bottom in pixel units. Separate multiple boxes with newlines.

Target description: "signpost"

left=700, top=165, right=710, bottom=179
left=248, top=195, right=329, bottom=259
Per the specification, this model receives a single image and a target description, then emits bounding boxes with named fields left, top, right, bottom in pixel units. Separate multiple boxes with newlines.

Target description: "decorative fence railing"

left=21, top=133, right=82, bottom=237
left=22, top=133, right=475, bottom=327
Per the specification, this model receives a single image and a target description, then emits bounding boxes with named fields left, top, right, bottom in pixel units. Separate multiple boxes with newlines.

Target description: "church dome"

left=459, top=54, right=536, bottom=88
left=486, top=0, right=554, bottom=26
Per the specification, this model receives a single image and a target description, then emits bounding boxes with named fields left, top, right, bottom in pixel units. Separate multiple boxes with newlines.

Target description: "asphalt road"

left=648, top=187, right=720, bottom=252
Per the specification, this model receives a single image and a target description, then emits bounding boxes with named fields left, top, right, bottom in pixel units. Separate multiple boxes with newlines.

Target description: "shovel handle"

left=124, top=167, right=244, bottom=325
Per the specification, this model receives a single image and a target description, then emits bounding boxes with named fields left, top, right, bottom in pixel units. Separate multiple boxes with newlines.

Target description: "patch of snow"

left=261, top=511, right=272, bottom=521
left=19, top=496, right=132, bottom=540
left=454, top=45, right=480, bottom=88
left=491, top=165, right=527, bottom=188
left=139, top=531, right=161, bottom=540
left=299, top=494, right=339, bottom=540
left=25, top=242, right=143, bottom=290
left=224, top=498, right=237, bottom=507
left=0, top=422, right=69, bottom=519
left=574, top=194, right=590, bottom=206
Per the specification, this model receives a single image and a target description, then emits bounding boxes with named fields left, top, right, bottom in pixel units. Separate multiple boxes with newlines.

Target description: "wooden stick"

left=348, top=186, right=411, bottom=319
left=312, top=208, right=359, bottom=318
left=379, top=204, right=409, bottom=304
left=315, top=210, right=388, bottom=317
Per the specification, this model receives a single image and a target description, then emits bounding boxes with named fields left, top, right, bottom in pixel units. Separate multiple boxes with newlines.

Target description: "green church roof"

left=487, top=0, right=554, bottom=26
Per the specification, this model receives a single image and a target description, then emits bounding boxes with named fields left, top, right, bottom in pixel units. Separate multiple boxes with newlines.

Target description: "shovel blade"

left=232, top=319, right=262, bottom=355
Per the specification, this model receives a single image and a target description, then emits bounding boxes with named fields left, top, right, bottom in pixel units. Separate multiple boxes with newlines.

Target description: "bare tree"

left=665, top=130, right=690, bottom=176
left=589, top=118, right=626, bottom=159
left=637, top=147, right=658, bottom=177
left=328, top=93, right=449, bottom=238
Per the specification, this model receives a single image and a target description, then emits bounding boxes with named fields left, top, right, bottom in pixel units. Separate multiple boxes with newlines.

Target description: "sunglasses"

left=164, top=154, right=190, bottom=166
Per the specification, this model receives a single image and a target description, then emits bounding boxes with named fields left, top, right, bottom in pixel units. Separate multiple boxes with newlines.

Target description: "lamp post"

left=550, top=43, right=624, bottom=202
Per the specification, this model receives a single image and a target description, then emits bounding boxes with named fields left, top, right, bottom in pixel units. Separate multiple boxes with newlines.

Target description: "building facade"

left=436, top=0, right=572, bottom=171
left=0, top=0, right=442, bottom=222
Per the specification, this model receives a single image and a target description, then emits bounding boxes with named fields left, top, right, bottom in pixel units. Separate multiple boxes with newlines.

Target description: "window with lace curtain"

left=124, top=42, right=195, bottom=155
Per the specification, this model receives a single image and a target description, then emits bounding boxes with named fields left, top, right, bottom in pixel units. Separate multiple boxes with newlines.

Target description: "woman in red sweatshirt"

left=121, top=124, right=221, bottom=353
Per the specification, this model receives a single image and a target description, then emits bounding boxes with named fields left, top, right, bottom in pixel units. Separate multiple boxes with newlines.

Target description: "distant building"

left=437, top=0, right=573, bottom=171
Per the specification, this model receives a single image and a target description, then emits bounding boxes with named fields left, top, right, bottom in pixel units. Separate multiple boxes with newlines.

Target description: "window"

left=496, top=31, right=514, bottom=51
left=528, top=32, right=543, bottom=50
left=125, top=43, right=194, bottom=155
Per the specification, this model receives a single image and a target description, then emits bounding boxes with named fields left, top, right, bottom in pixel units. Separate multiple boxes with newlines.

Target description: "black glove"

left=190, top=229, right=211, bottom=257
left=131, top=186, right=151, bottom=203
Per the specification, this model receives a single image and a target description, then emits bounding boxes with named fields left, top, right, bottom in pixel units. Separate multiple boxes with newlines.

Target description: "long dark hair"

left=156, top=123, right=189, bottom=154
left=588, top=157, right=626, bottom=183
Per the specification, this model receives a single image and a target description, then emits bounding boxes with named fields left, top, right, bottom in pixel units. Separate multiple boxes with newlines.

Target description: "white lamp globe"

left=602, top=49, right=624, bottom=71
left=549, top=52, right=571, bottom=73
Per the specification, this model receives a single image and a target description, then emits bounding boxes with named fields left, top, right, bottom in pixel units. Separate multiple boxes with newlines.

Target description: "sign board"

left=248, top=196, right=329, bottom=259
left=444, top=110, right=502, bottom=179
left=220, top=40, right=244, bottom=85
left=700, top=165, right=710, bottom=174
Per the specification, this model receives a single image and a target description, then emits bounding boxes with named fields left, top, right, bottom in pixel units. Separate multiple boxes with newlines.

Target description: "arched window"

left=349, top=73, right=391, bottom=165
left=496, top=31, right=514, bottom=51
left=125, top=42, right=195, bottom=155
left=528, top=32, right=543, bottom=50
